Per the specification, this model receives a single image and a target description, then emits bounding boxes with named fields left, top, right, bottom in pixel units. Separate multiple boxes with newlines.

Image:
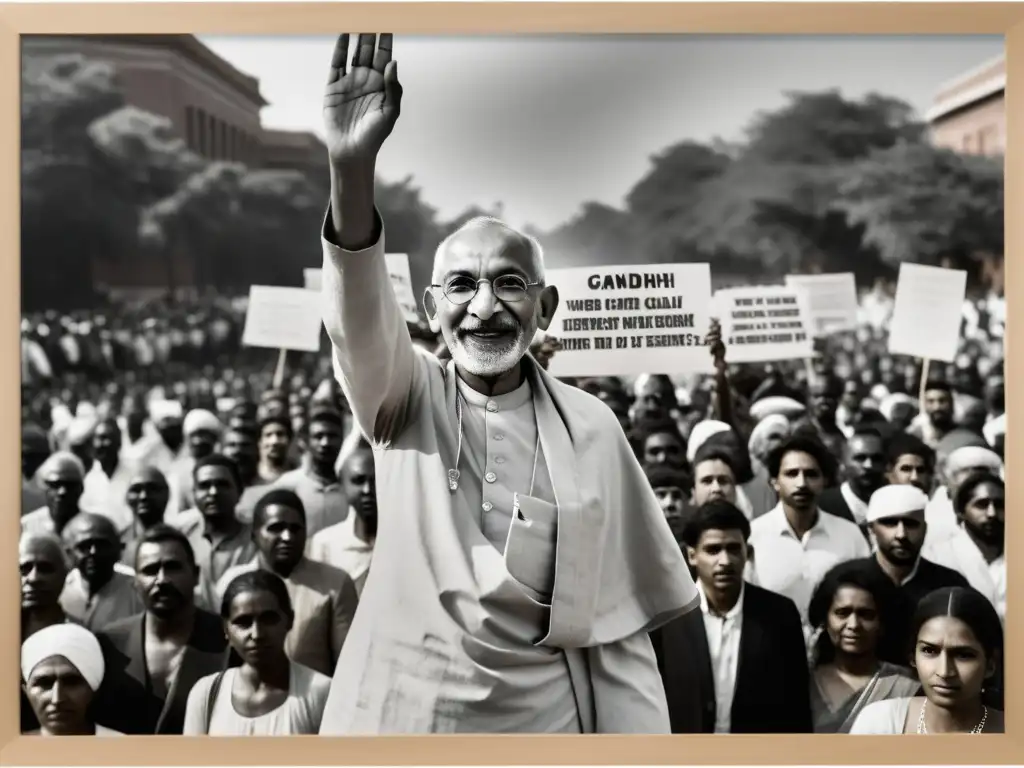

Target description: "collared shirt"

left=271, top=463, right=348, bottom=538
left=80, top=460, right=136, bottom=534
left=234, top=481, right=274, bottom=526
left=60, top=568, right=144, bottom=631
left=215, top=557, right=360, bottom=677
left=172, top=508, right=258, bottom=613
left=862, top=553, right=970, bottom=610
left=698, top=582, right=744, bottom=733
left=749, top=504, right=871, bottom=632
left=308, top=509, right=374, bottom=595
left=923, top=525, right=1005, bottom=623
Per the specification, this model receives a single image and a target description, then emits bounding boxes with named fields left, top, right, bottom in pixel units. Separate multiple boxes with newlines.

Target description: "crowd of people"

left=19, top=32, right=1006, bottom=737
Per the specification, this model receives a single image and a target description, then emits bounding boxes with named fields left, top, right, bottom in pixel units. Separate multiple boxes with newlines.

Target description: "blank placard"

left=887, top=263, right=967, bottom=363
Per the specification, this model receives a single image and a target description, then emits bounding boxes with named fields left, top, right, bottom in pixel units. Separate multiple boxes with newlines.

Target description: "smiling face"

left=427, top=220, right=557, bottom=380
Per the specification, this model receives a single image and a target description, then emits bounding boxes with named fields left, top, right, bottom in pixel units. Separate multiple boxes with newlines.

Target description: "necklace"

left=448, top=392, right=541, bottom=496
left=916, top=699, right=988, bottom=734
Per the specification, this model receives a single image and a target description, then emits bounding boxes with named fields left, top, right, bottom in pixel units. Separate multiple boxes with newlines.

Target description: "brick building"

left=926, top=53, right=1005, bottom=156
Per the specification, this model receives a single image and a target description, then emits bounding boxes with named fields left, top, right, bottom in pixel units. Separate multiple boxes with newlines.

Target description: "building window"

left=196, top=108, right=208, bottom=156
left=185, top=106, right=195, bottom=150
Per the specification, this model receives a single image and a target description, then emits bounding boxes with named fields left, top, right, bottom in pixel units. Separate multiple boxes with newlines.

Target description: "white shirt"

left=749, top=504, right=871, bottom=632
left=839, top=482, right=869, bottom=526
left=922, top=524, right=1005, bottom=623
left=80, top=460, right=136, bottom=534
left=698, top=582, right=744, bottom=733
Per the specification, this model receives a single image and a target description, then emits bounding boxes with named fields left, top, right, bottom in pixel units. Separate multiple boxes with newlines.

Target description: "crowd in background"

left=19, top=279, right=1006, bottom=736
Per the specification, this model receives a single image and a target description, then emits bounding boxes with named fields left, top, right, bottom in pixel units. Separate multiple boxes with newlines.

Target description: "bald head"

left=63, top=512, right=120, bottom=546
left=432, top=217, right=545, bottom=285
left=20, top=533, right=69, bottom=610
left=38, top=451, right=85, bottom=482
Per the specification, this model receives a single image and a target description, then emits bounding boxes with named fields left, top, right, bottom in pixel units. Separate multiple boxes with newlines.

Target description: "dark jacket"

left=818, top=486, right=872, bottom=541
left=93, top=608, right=233, bottom=734
left=650, top=582, right=813, bottom=734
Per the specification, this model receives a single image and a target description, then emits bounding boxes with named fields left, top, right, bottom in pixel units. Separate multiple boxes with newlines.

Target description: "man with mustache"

left=748, top=436, right=870, bottom=636
left=272, top=407, right=348, bottom=538
left=652, top=500, right=812, bottom=733
left=216, top=490, right=360, bottom=677
left=95, top=525, right=231, bottom=734
left=309, top=439, right=377, bottom=595
left=858, top=485, right=968, bottom=610
left=908, top=379, right=956, bottom=449
left=818, top=427, right=888, bottom=539
left=315, top=33, right=696, bottom=734
left=923, top=472, right=1005, bottom=624
left=60, top=513, right=143, bottom=631
left=120, top=467, right=171, bottom=569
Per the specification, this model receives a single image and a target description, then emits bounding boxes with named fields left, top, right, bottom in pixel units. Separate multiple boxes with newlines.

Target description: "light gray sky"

left=199, top=35, right=1003, bottom=231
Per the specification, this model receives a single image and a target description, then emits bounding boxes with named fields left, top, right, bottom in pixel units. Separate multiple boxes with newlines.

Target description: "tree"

left=535, top=202, right=639, bottom=268
left=835, top=141, right=1004, bottom=271
left=374, top=175, right=442, bottom=301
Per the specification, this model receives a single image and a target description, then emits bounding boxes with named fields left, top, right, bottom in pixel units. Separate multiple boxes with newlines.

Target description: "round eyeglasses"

left=431, top=275, right=540, bottom=305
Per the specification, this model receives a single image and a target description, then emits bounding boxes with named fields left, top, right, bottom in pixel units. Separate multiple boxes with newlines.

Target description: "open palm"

left=323, top=33, right=402, bottom=164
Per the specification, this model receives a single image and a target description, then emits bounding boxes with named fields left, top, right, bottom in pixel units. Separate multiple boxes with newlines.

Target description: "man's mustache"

left=458, top=319, right=520, bottom=335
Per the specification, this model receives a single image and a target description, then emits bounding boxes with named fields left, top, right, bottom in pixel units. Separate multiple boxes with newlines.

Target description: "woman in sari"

left=808, top=560, right=919, bottom=733
left=850, top=586, right=1004, bottom=734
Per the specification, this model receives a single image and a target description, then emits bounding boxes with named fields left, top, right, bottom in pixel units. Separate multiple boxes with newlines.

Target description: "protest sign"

left=241, top=285, right=324, bottom=354
left=544, top=264, right=715, bottom=378
left=715, top=286, right=814, bottom=364
left=785, top=272, right=858, bottom=336
left=303, top=254, right=420, bottom=324
left=888, top=263, right=966, bottom=363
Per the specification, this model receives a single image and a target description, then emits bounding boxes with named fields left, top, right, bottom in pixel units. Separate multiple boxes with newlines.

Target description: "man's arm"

left=319, top=34, right=411, bottom=445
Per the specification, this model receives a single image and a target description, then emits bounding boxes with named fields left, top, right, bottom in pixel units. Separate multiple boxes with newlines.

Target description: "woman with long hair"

left=183, top=570, right=330, bottom=735
left=807, top=560, right=919, bottom=733
left=850, top=586, right=1004, bottom=734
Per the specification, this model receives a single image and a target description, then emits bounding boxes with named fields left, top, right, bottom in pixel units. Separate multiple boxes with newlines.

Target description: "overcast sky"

left=198, top=35, right=1003, bottom=231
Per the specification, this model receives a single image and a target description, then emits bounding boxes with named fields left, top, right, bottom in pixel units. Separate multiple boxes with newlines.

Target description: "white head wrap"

left=21, top=623, right=105, bottom=691
left=866, top=484, right=929, bottom=523
left=749, top=396, right=805, bottom=422
left=879, top=393, right=916, bottom=421
left=686, top=419, right=732, bottom=464
left=66, top=417, right=96, bottom=448
left=945, top=446, right=1003, bottom=478
left=748, top=414, right=791, bottom=458
left=183, top=409, right=222, bottom=437
left=983, top=413, right=1005, bottom=448
left=37, top=451, right=85, bottom=482
left=149, top=399, right=184, bottom=425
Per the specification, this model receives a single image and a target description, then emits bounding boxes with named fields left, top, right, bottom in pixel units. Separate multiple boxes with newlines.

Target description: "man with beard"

left=121, top=467, right=172, bottom=569
left=315, top=33, right=695, bottom=734
left=806, top=374, right=847, bottom=459
left=310, top=440, right=377, bottom=595
left=172, top=454, right=258, bottom=612
left=925, top=437, right=1002, bottom=541
left=79, top=418, right=136, bottom=534
left=60, top=513, right=143, bottom=630
left=818, top=427, right=888, bottom=538
left=651, top=501, right=812, bottom=733
left=216, top=490, right=360, bottom=677
left=96, top=525, right=231, bottom=734
left=19, top=533, right=71, bottom=733
left=858, top=485, right=968, bottom=610
left=272, top=407, right=348, bottom=538
left=171, top=409, right=224, bottom=514
left=748, top=436, right=869, bottom=634
left=21, top=452, right=87, bottom=537
left=257, top=414, right=295, bottom=484
left=908, top=379, right=956, bottom=449
left=923, top=472, right=1005, bottom=624
left=884, top=433, right=935, bottom=494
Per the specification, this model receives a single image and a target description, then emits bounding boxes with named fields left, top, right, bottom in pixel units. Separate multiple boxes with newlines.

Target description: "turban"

left=937, top=429, right=988, bottom=457
left=870, top=384, right=890, bottom=403
left=183, top=409, right=222, bottom=437
left=149, top=400, right=184, bottom=425
left=866, top=484, right=929, bottom=523
left=66, top=418, right=96, bottom=448
left=945, top=446, right=1002, bottom=478
left=687, top=420, right=732, bottom=464
left=21, top=624, right=105, bottom=691
left=983, top=413, right=1005, bottom=447
left=748, top=414, right=790, bottom=458
left=879, top=393, right=917, bottom=422
left=749, top=396, right=805, bottom=422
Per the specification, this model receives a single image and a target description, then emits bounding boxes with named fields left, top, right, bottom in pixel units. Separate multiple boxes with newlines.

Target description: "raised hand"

left=323, top=33, right=402, bottom=166
left=705, top=318, right=726, bottom=365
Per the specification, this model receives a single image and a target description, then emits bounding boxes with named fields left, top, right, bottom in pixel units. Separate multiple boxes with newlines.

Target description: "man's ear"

left=423, top=288, right=441, bottom=334
left=535, top=285, right=559, bottom=332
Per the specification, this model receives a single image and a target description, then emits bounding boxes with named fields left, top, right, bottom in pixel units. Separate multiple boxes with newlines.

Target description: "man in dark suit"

left=651, top=500, right=812, bottom=734
left=92, top=524, right=235, bottom=734
left=818, top=427, right=887, bottom=539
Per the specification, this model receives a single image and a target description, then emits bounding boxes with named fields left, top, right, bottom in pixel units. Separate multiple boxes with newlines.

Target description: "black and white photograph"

left=20, top=31, right=1006, bottom=737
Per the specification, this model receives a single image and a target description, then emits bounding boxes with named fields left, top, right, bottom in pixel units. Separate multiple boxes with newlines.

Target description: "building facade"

left=926, top=53, right=1005, bottom=156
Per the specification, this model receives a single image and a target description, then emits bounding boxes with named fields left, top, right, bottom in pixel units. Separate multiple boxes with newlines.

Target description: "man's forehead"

left=440, top=229, right=534, bottom=276
left=137, top=540, right=186, bottom=563
left=781, top=451, right=820, bottom=469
